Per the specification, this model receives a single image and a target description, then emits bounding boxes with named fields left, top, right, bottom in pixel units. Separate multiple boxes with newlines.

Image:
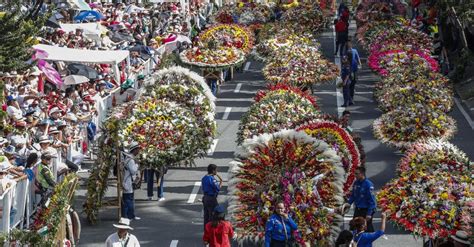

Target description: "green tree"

left=0, top=0, right=48, bottom=73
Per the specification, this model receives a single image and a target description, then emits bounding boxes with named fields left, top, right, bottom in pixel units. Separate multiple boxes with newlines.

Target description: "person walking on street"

left=340, top=56, right=353, bottom=107
left=201, top=164, right=222, bottom=228
left=345, top=40, right=362, bottom=100
left=335, top=18, right=348, bottom=57
left=146, top=165, right=166, bottom=201
left=265, top=202, right=298, bottom=247
left=350, top=212, right=387, bottom=247
left=203, top=205, right=234, bottom=247
left=105, top=217, right=140, bottom=247
left=122, top=142, right=141, bottom=220
left=345, top=166, right=377, bottom=232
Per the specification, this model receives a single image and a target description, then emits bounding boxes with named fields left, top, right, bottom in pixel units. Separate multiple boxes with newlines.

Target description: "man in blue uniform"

left=201, top=164, right=222, bottom=228
left=345, top=166, right=377, bottom=232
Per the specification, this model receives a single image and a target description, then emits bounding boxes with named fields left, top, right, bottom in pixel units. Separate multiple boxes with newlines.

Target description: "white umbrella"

left=63, top=75, right=90, bottom=86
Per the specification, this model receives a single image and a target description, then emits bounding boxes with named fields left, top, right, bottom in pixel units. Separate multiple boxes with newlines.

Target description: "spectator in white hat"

left=451, top=231, right=471, bottom=247
left=105, top=217, right=140, bottom=247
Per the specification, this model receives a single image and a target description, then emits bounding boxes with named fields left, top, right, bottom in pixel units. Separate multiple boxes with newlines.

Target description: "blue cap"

left=214, top=205, right=225, bottom=213
left=6, top=95, right=16, bottom=101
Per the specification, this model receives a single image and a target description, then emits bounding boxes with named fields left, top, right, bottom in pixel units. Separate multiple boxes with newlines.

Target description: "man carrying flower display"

left=344, top=166, right=377, bottom=232
left=201, top=164, right=222, bottom=228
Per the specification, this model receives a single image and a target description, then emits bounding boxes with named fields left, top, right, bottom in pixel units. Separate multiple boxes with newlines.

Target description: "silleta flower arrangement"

left=180, top=46, right=245, bottom=69
left=262, top=46, right=339, bottom=86
left=377, top=169, right=473, bottom=239
left=297, top=121, right=361, bottom=195
left=281, top=3, right=325, bottom=33
left=376, top=84, right=453, bottom=113
left=255, top=33, right=320, bottom=61
left=373, top=107, right=456, bottom=149
left=119, top=98, right=203, bottom=168
left=368, top=48, right=439, bottom=76
left=198, top=23, right=255, bottom=54
left=397, top=140, right=471, bottom=175
left=228, top=130, right=345, bottom=246
left=237, top=86, right=320, bottom=144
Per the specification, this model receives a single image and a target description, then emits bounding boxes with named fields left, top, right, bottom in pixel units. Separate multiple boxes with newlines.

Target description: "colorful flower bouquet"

left=150, top=66, right=216, bottom=103
left=119, top=98, right=205, bottom=168
left=198, top=24, right=255, bottom=54
left=281, top=3, right=325, bottom=32
left=373, top=107, right=456, bottom=149
left=397, top=140, right=471, bottom=175
left=237, top=86, right=320, bottom=144
left=377, top=170, right=473, bottom=238
left=296, top=121, right=361, bottom=194
left=211, top=3, right=272, bottom=25
left=368, top=48, right=439, bottom=76
left=229, top=130, right=344, bottom=246
left=180, top=46, right=245, bottom=69
left=255, top=33, right=320, bottom=61
left=254, top=84, right=319, bottom=108
left=263, top=46, right=339, bottom=86
left=376, top=84, right=453, bottom=113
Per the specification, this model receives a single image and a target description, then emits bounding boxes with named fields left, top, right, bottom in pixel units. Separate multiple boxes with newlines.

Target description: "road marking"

left=313, top=91, right=372, bottom=95
left=187, top=182, right=201, bottom=204
left=454, top=98, right=474, bottom=129
left=222, top=107, right=232, bottom=120
left=244, top=62, right=251, bottom=71
left=170, top=240, right=179, bottom=247
left=207, top=139, right=219, bottom=155
left=234, top=83, right=242, bottom=93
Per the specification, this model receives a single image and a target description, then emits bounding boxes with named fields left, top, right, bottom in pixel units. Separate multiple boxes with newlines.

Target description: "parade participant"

left=201, top=164, right=222, bottom=228
left=122, top=142, right=141, bottom=220
left=340, top=56, right=353, bottom=107
left=345, top=40, right=361, bottom=99
left=334, top=18, right=348, bottom=57
left=265, top=202, right=298, bottom=247
left=351, top=212, right=387, bottom=247
left=345, top=166, right=377, bottom=232
left=146, top=165, right=166, bottom=202
left=203, top=205, right=234, bottom=247
left=105, top=217, right=140, bottom=247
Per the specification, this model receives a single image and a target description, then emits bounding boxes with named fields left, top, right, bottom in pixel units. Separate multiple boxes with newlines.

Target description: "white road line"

left=313, top=91, right=373, bottom=95
left=244, top=62, right=251, bottom=71
left=187, top=182, right=201, bottom=204
left=234, top=83, right=242, bottom=93
left=170, top=240, right=179, bottom=247
left=222, top=107, right=232, bottom=120
left=454, top=98, right=474, bottom=129
left=207, top=139, right=219, bottom=156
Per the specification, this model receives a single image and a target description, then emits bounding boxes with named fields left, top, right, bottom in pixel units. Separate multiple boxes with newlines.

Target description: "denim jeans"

left=202, top=195, right=218, bottom=228
left=343, top=86, right=352, bottom=106
left=208, top=79, right=218, bottom=95
left=121, top=192, right=135, bottom=219
left=146, top=168, right=164, bottom=198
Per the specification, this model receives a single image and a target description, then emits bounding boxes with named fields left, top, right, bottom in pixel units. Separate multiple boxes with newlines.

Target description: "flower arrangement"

left=376, top=84, right=453, bottom=113
left=210, top=3, right=272, bottom=25
left=263, top=46, right=339, bottom=86
left=281, top=3, right=325, bottom=33
left=373, top=107, right=456, bottom=149
left=377, top=170, right=473, bottom=238
left=368, top=48, right=439, bottom=76
left=254, top=83, right=319, bottom=108
left=397, top=140, right=471, bottom=175
left=237, top=87, right=320, bottom=144
left=198, top=24, right=255, bottom=54
left=179, top=46, right=246, bottom=69
left=119, top=98, right=205, bottom=168
left=255, top=33, right=320, bottom=61
left=229, top=130, right=345, bottom=246
left=296, top=121, right=361, bottom=194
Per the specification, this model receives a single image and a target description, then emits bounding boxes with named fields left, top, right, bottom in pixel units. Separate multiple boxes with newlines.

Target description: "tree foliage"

left=0, top=0, right=48, bottom=73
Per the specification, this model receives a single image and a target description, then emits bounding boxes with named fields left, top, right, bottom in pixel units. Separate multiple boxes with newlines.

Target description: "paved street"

left=75, top=20, right=474, bottom=247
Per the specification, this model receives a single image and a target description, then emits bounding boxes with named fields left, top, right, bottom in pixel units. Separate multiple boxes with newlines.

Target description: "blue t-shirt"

left=353, top=230, right=384, bottom=247
left=201, top=174, right=220, bottom=197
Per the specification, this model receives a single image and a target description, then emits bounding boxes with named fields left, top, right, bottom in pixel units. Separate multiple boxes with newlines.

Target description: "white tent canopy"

left=33, top=44, right=129, bottom=82
left=59, top=23, right=106, bottom=43
left=33, top=44, right=129, bottom=64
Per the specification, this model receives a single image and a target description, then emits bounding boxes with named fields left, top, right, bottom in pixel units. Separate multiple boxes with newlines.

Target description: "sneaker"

left=147, top=197, right=153, bottom=201
left=158, top=197, right=165, bottom=202
left=134, top=216, right=141, bottom=220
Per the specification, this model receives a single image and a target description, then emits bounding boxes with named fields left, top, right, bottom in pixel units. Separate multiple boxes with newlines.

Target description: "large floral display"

left=297, top=121, right=360, bottom=194
left=211, top=3, right=272, bottom=25
left=255, top=33, right=320, bottom=61
left=198, top=24, right=255, bottom=54
left=229, top=130, right=344, bottom=246
left=281, top=3, right=326, bottom=32
left=373, top=107, right=456, bottom=149
left=237, top=85, right=320, bottom=144
left=397, top=140, right=471, bottom=175
left=377, top=170, right=473, bottom=239
left=180, top=46, right=245, bottom=69
left=262, top=46, right=339, bottom=86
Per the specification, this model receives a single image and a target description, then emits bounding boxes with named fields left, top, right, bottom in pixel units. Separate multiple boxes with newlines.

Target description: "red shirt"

left=203, top=221, right=234, bottom=247
left=335, top=20, right=347, bottom=33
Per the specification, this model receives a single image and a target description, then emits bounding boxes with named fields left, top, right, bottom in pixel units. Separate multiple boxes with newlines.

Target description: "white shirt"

left=105, top=232, right=140, bottom=247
